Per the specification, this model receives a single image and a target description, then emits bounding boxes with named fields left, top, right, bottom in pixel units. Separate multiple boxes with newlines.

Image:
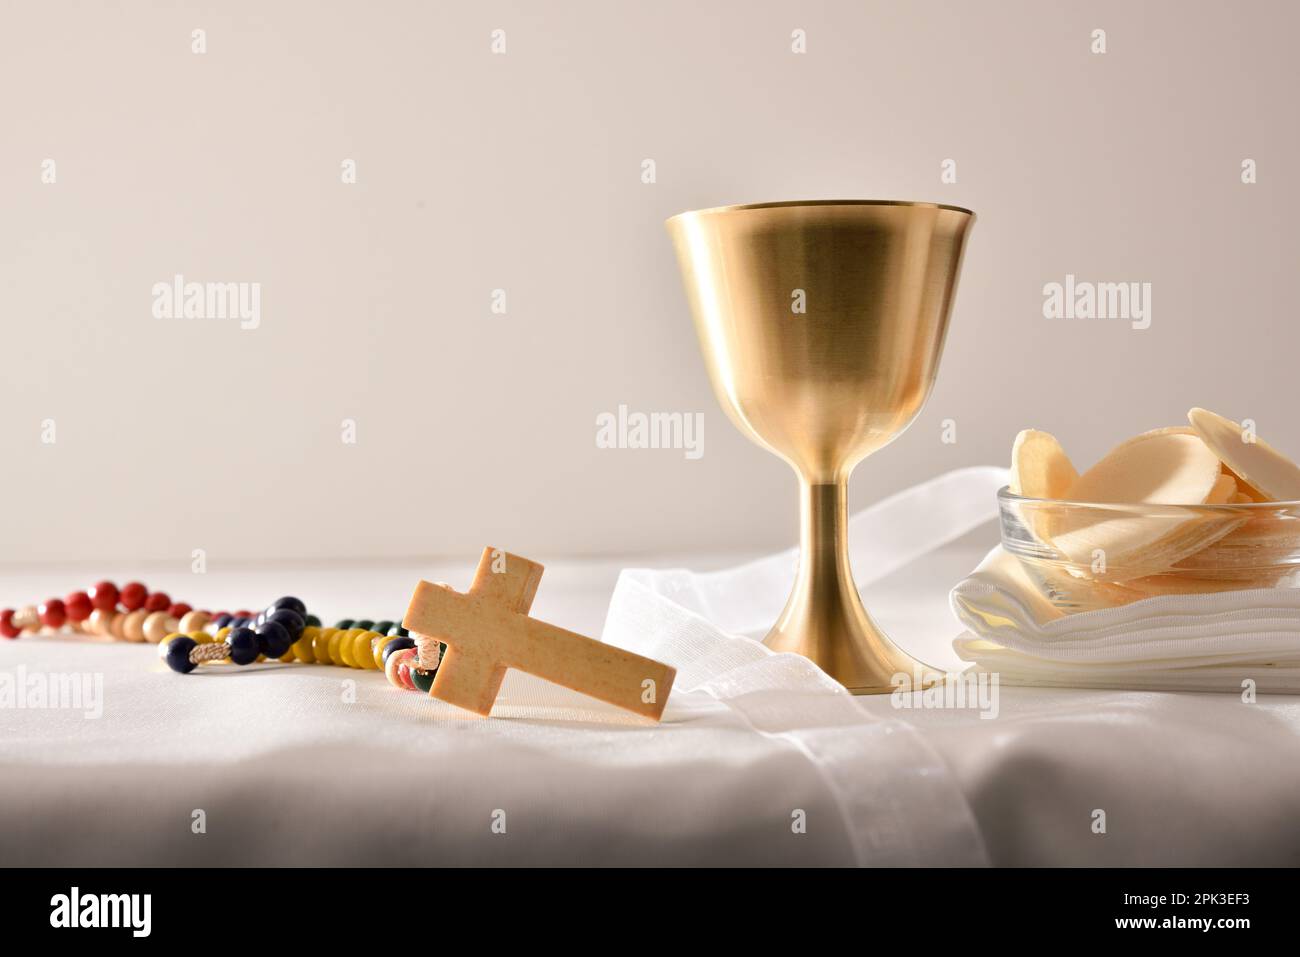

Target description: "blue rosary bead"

left=271, top=596, right=307, bottom=616
left=227, top=627, right=260, bottom=665
left=382, top=635, right=416, bottom=666
left=266, top=608, right=305, bottom=640
left=256, top=621, right=293, bottom=658
left=161, top=635, right=198, bottom=674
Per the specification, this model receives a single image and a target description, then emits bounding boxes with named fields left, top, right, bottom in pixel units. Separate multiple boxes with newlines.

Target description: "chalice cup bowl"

left=667, top=200, right=975, bottom=693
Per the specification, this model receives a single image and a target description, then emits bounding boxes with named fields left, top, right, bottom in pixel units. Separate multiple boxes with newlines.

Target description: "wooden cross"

left=402, top=548, right=676, bottom=720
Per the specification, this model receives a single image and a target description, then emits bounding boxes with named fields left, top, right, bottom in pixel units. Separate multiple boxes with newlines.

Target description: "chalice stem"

left=795, top=479, right=853, bottom=622
left=766, top=475, right=936, bottom=693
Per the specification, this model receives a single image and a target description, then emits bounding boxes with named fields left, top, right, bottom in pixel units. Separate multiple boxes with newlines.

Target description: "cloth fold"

left=602, top=575, right=989, bottom=865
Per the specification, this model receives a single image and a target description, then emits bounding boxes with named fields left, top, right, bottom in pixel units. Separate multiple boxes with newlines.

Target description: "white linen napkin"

left=951, top=546, right=1300, bottom=693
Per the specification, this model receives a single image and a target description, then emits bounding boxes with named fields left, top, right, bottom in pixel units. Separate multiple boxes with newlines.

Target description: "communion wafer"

left=1223, top=464, right=1264, bottom=502
left=1065, top=427, right=1222, bottom=505
left=1208, top=472, right=1238, bottom=504
left=1173, top=509, right=1300, bottom=577
left=1053, top=509, right=1244, bottom=581
left=1188, top=408, right=1300, bottom=502
left=1050, top=428, right=1230, bottom=578
left=1124, top=568, right=1298, bottom=597
left=1010, top=429, right=1078, bottom=499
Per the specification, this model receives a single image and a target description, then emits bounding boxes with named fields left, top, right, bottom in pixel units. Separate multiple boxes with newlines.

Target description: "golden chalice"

left=667, top=200, right=975, bottom=693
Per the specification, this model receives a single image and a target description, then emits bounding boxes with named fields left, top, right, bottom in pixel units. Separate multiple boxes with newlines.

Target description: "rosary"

left=0, top=549, right=677, bottom=720
left=0, top=579, right=438, bottom=693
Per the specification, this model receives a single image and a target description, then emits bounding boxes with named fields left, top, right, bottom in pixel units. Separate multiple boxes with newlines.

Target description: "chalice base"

left=764, top=610, right=940, bottom=695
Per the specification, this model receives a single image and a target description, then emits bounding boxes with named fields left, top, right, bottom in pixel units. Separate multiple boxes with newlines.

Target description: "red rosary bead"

left=119, top=581, right=148, bottom=611
left=144, top=592, right=171, bottom=613
left=0, top=609, right=18, bottom=639
left=168, top=602, right=192, bottom=618
left=89, top=581, right=119, bottom=612
left=39, top=599, right=67, bottom=629
left=65, top=591, right=93, bottom=622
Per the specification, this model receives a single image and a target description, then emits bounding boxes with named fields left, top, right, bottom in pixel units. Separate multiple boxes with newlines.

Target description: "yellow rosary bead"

left=351, top=630, right=379, bottom=669
left=313, top=627, right=337, bottom=663
left=188, top=630, right=213, bottom=644
left=337, top=628, right=363, bottom=668
left=371, top=633, right=398, bottom=670
left=294, top=626, right=319, bottom=663
left=214, top=626, right=232, bottom=643
left=329, top=628, right=353, bottom=667
left=346, top=631, right=367, bottom=668
left=366, top=631, right=388, bottom=669
left=337, top=634, right=355, bottom=667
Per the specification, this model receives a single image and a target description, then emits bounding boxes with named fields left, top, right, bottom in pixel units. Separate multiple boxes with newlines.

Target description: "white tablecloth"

left=3, top=538, right=1300, bottom=866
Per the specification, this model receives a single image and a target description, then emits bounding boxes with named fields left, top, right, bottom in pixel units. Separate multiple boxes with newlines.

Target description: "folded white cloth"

left=951, top=546, right=1300, bottom=693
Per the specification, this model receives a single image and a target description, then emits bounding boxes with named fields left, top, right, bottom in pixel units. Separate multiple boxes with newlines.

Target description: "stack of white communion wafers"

left=950, top=409, right=1300, bottom=692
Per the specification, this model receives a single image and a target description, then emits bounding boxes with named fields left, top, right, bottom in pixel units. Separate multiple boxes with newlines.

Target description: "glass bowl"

left=997, top=487, right=1300, bottom=612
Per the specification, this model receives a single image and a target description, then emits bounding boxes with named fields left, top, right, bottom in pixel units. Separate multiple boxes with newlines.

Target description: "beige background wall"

left=2, top=0, right=1297, bottom=564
